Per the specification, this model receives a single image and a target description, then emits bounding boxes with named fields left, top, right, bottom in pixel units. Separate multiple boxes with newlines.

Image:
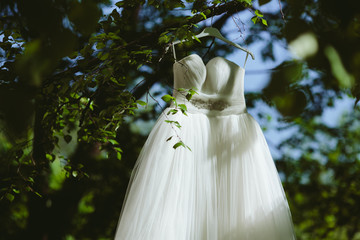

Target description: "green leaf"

left=178, top=104, right=188, bottom=115
left=262, top=18, right=268, bottom=26
left=34, top=192, right=43, bottom=198
left=173, top=141, right=185, bottom=149
left=166, top=136, right=173, bottom=142
left=200, top=12, right=207, bottom=20
left=5, top=193, right=14, bottom=202
left=161, top=94, right=174, bottom=102
left=165, top=120, right=181, bottom=128
left=238, top=0, right=252, bottom=4
left=186, top=145, right=192, bottom=151
left=173, top=121, right=181, bottom=129
left=167, top=109, right=178, bottom=115
left=255, top=10, right=264, bottom=17
left=108, top=32, right=121, bottom=40
left=115, top=1, right=124, bottom=8
left=100, top=52, right=109, bottom=60
left=136, top=100, right=147, bottom=106
left=114, top=147, right=123, bottom=153
left=186, top=93, right=193, bottom=101
left=96, top=42, right=105, bottom=50
left=251, top=16, right=258, bottom=24
left=117, top=151, right=122, bottom=160
left=173, top=141, right=191, bottom=151
left=188, top=89, right=198, bottom=95
left=178, top=104, right=187, bottom=112
left=164, top=0, right=185, bottom=9
left=46, top=153, right=53, bottom=161
left=72, top=171, right=78, bottom=177
left=193, top=36, right=201, bottom=43
left=108, top=139, right=119, bottom=145
left=42, top=111, right=50, bottom=120
left=12, top=188, right=20, bottom=194
left=158, top=34, right=170, bottom=44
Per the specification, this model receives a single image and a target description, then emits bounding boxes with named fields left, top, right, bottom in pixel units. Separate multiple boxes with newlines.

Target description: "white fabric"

left=114, top=54, right=296, bottom=240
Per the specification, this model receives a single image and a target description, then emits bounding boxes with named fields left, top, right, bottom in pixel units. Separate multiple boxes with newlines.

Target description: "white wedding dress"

left=114, top=53, right=296, bottom=240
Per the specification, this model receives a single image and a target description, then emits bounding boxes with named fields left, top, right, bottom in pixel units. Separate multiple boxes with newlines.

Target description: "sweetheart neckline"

left=174, top=53, right=245, bottom=71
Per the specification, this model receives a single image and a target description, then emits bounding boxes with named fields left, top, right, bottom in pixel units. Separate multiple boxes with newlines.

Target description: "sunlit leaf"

left=46, top=153, right=53, bottom=161
left=178, top=104, right=187, bottom=111
left=262, top=18, right=268, bottom=26
left=136, top=100, right=147, bottom=106
left=200, top=12, right=207, bottom=20
left=108, top=139, right=119, bottom=145
left=12, top=188, right=20, bottom=194
left=255, top=10, right=264, bottom=18
left=161, top=94, right=174, bottom=102
left=251, top=16, right=258, bottom=24
left=117, top=151, right=122, bottom=160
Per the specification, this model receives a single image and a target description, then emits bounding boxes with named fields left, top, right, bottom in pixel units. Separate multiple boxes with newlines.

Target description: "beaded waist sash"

left=171, top=92, right=247, bottom=116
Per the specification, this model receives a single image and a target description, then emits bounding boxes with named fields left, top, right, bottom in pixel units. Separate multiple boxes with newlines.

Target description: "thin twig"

left=202, top=38, right=215, bottom=59
left=130, top=78, right=147, bottom=94
left=278, top=0, right=285, bottom=21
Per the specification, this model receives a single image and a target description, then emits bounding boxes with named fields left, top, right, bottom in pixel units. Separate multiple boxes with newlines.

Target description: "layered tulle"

left=114, top=108, right=295, bottom=240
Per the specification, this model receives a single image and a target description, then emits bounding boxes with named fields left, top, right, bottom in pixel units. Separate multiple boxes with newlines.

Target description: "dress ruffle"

left=114, top=109, right=295, bottom=240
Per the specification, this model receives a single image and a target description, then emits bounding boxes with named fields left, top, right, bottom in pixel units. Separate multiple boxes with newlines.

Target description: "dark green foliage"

left=277, top=111, right=360, bottom=239
left=0, top=0, right=359, bottom=239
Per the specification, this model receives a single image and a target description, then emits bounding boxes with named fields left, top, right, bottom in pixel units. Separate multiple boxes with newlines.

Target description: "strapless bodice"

left=172, top=54, right=247, bottom=115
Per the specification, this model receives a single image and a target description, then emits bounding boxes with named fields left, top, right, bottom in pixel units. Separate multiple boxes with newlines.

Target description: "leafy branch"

left=251, top=9, right=268, bottom=26
left=160, top=88, right=198, bottom=151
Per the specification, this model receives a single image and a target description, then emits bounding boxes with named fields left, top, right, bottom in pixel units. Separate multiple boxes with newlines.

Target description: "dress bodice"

left=172, top=54, right=247, bottom=115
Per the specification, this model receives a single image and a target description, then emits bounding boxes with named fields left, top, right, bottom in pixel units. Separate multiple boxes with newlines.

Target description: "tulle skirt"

left=114, top=108, right=295, bottom=240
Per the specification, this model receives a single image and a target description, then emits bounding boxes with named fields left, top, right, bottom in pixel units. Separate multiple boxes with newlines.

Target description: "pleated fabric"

left=114, top=54, right=296, bottom=240
left=115, top=110, right=295, bottom=240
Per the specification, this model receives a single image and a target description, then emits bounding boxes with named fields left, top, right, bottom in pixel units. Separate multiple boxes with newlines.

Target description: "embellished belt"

left=171, top=92, right=247, bottom=116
